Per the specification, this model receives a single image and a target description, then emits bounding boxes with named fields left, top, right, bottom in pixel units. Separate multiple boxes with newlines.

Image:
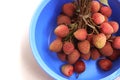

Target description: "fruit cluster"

left=49, top=0, right=120, bottom=77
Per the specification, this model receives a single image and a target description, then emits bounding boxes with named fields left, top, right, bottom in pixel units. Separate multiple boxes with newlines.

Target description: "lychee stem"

left=83, top=16, right=99, bottom=34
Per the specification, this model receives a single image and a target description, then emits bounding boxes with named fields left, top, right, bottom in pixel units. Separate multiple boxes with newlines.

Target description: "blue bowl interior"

left=31, top=0, right=120, bottom=80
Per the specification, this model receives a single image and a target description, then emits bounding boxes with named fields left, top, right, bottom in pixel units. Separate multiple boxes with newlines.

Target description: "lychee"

left=57, top=52, right=67, bottom=61
left=57, top=15, right=71, bottom=25
left=61, top=64, right=73, bottom=77
left=112, top=36, right=120, bottom=49
left=54, top=24, right=69, bottom=38
left=99, top=42, right=113, bottom=56
left=67, top=49, right=80, bottom=64
left=92, top=12, right=105, bottom=25
left=78, top=40, right=90, bottom=54
left=63, top=42, right=75, bottom=55
left=92, top=33, right=106, bottom=49
left=91, top=48, right=101, bottom=60
left=62, top=3, right=75, bottom=17
left=107, top=49, right=120, bottom=61
left=100, top=22, right=114, bottom=34
left=49, top=39, right=63, bottom=52
left=81, top=52, right=91, bottom=60
left=109, top=21, right=119, bottom=33
left=100, top=6, right=112, bottom=17
left=98, top=59, right=112, bottom=71
left=74, top=29, right=87, bottom=41
left=91, top=0, right=100, bottom=13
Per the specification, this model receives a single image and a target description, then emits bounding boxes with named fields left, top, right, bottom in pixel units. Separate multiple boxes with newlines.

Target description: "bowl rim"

left=29, top=0, right=120, bottom=80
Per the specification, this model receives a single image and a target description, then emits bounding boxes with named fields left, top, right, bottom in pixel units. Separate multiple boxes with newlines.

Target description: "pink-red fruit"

left=57, top=52, right=66, bottom=61
left=100, top=22, right=114, bottom=34
left=62, top=3, right=75, bottom=17
left=57, top=15, right=71, bottom=25
left=92, top=33, right=106, bottom=49
left=54, top=25, right=69, bottom=38
left=78, top=40, right=90, bottom=54
left=98, top=59, right=112, bottom=71
left=74, top=29, right=87, bottom=41
left=107, top=49, right=120, bottom=61
left=100, top=6, right=112, bottom=17
left=112, top=36, right=120, bottom=49
left=67, top=49, right=80, bottom=64
left=109, top=21, right=119, bottom=33
left=99, top=42, right=113, bottom=56
left=92, top=12, right=105, bottom=25
left=49, top=39, right=63, bottom=52
left=91, top=1, right=100, bottom=13
left=61, top=64, right=73, bottom=77
left=81, top=52, right=91, bottom=60
left=74, top=60, right=86, bottom=73
left=91, top=48, right=101, bottom=60
left=63, top=42, right=75, bottom=55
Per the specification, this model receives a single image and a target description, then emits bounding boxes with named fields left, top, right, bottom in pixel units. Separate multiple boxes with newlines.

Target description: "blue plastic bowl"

left=30, top=0, right=120, bottom=80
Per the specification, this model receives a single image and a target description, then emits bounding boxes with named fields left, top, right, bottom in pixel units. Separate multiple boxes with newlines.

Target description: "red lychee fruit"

left=61, top=64, right=73, bottom=77
left=92, top=12, right=105, bottom=25
left=63, top=42, right=75, bottom=55
left=57, top=15, right=71, bottom=25
left=62, top=3, right=75, bottom=17
left=49, top=39, right=63, bottom=52
left=91, top=0, right=100, bottom=13
left=109, top=21, right=119, bottom=33
left=78, top=40, right=90, bottom=54
left=81, top=52, right=91, bottom=60
left=74, top=60, right=86, bottom=74
left=57, top=52, right=67, bottom=61
left=99, top=42, right=113, bottom=56
left=67, top=49, right=80, bottom=64
left=91, top=48, right=101, bottom=60
left=98, top=59, right=112, bottom=71
left=112, top=36, right=120, bottom=49
left=100, top=6, right=112, bottom=17
left=100, top=22, right=114, bottom=34
left=92, top=33, right=106, bottom=49
left=74, top=29, right=87, bottom=41
left=54, top=24, right=69, bottom=38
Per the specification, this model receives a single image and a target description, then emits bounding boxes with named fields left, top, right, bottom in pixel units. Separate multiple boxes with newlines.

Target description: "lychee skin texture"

left=107, top=49, right=120, bottom=61
left=63, top=42, right=75, bottom=55
left=74, top=29, right=87, bottom=41
left=87, top=34, right=94, bottom=43
left=57, top=15, right=71, bottom=25
left=81, top=52, right=91, bottom=60
left=57, top=52, right=66, bottom=61
left=67, top=49, right=80, bottom=64
left=78, top=40, right=90, bottom=54
left=99, top=42, right=113, bottom=56
left=91, top=48, right=101, bottom=60
left=109, top=21, right=119, bottom=33
left=62, top=3, right=75, bottom=17
left=112, top=36, right=120, bottom=49
left=100, top=6, right=112, bottom=17
left=74, top=60, right=86, bottom=73
left=49, top=39, right=63, bottom=52
left=100, top=22, right=114, bottom=35
left=98, top=59, right=112, bottom=71
left=91, top=1, right=100, bottom=13
left=54, top=25, right=69, bottom=38
left=92, top=12, right=105, bottom=25
left=61, top=64, right=73, bottom=77
left=93, top=33, right=106, bottom=49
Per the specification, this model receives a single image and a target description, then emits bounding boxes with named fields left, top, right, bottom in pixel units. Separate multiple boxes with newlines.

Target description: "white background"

left=0, top=0, right=119, bottom=80
left=0, top=0, right=53, bottom=80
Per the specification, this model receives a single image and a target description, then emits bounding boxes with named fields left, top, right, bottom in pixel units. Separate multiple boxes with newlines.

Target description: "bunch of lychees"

left=49, top=0, right=120, bottom=77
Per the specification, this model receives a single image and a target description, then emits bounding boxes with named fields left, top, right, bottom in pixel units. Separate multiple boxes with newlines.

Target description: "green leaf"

left=99, top=0, right=109, bottom=6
